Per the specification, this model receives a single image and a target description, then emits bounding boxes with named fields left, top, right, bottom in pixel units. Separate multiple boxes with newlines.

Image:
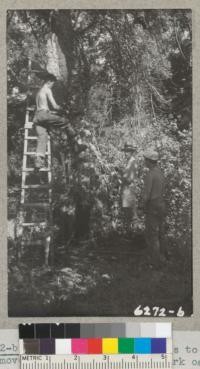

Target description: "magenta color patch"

left=72, top=338, right=88, bottom=354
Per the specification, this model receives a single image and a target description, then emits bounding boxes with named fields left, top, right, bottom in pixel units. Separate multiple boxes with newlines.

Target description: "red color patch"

left=88, top=338, right=102, bottom=354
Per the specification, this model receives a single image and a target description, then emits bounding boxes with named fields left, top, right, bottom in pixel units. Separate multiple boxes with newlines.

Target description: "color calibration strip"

left=19, top=323, right=171, bottom=339
left=19, top=337, right=172, bottom=355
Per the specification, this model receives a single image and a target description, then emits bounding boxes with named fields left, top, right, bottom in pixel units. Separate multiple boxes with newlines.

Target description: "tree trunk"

left=51, top=10, right=75, bottom=88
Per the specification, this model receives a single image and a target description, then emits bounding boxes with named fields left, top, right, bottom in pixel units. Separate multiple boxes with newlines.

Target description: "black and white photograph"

left=7, top=9, right=192, bottom=316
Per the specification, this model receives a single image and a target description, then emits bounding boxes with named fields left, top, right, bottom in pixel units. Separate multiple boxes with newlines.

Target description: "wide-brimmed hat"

left=143, top=149, right=159, bottom=161
left=122, top=142, right=137, bottom=152
left=35, top=70, right=57, bottom=82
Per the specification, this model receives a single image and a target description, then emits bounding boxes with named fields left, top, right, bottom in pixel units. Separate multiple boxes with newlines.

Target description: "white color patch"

left=55, top=339, right=71, bottom=354
left=156, top=323, right=171, bottom=338
left=140, top=323, right=156, bottom=337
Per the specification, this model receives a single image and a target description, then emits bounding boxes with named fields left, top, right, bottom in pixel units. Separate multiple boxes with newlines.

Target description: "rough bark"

left=51, top=10, right=75, bottom=87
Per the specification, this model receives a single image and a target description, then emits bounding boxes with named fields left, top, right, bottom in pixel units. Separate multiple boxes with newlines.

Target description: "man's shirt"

left=123, top=156, right=137, bottom=184
left=143, top=166, right=165, bottom=203
left=36, top=85, right=58, bottom=111
left=122, top=156, right=137, bottom=208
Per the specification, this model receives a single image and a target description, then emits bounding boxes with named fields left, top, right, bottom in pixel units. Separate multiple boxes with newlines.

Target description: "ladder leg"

left=44, top=235, right=51, bottom=266
left=47, top=137, right=53, bottom=266
left=16, top=237, right=22, bottom=262
left=47, top=137, right=52, bottom=203
left=21, top=131, right=28, bottom=204
left=20, top=105, right=54, bottom=267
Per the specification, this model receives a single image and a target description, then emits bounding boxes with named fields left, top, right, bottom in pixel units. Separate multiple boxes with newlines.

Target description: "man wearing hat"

left=140, top=149, right=166, bottom=267
left=33, top=72, right=75, bottom=168
left=121, top=142, right=138, bottom=233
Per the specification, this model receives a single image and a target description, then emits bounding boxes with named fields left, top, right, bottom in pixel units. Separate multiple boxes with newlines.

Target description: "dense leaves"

left=7, top=8, right=192, bottom=245
left=7, top=10, right=192, bottom=315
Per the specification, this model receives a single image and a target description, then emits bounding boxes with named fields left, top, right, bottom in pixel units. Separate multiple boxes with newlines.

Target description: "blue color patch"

left=134, top=338, right=151, bottom=354
left=151, top=338, right=166, bottom=354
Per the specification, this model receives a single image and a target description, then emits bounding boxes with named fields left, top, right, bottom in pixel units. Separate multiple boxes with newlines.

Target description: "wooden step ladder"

left=19, top=106, right=53, bottom=265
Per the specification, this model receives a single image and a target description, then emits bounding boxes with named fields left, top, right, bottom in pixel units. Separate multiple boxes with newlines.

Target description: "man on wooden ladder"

left=33, top=72, right=76, bottom=169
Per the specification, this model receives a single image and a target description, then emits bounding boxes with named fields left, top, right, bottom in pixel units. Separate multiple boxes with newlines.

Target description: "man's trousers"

left=33, top=110, right=75, bottom=156
left=145, top=199, right=166, bottom=265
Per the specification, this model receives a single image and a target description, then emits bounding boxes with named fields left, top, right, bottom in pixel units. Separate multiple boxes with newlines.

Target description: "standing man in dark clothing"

left=121, top=142, right=138, bottom=231
left=139, top=150, right=166, bottom=267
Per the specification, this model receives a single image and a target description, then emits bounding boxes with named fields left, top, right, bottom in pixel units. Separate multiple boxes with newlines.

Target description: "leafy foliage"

left=7, top=10, right=192, bottom=314
left=7, top=9, right=192, bottom=242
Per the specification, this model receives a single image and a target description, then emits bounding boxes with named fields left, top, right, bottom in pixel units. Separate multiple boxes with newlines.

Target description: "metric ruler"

left=20, top=354, right=172, bottom=369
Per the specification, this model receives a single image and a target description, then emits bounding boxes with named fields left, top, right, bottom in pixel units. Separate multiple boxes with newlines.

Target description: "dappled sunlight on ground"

left=8, top=234, right=192, bottom=317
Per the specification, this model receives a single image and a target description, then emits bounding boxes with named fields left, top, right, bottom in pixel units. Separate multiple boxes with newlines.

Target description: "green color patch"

left=118, top=338, right=134, bottom=353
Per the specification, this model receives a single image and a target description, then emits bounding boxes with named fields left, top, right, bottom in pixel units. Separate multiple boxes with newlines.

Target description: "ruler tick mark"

left=20, top=354, right=172, bottom=369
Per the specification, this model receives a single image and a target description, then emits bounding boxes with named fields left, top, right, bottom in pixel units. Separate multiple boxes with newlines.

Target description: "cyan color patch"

left=134, top=338, right=151, bottom=354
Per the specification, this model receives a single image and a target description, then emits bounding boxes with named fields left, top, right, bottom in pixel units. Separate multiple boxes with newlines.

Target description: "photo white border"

left=1, top=0, right=199, bottom=329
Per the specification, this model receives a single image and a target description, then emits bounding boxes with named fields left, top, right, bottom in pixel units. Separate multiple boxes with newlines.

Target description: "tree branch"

left=23, top=11, right=39, bottom=42
left=7, top=10, right=14, bottom=27
left=173, top=19, right=186, bottom=60
left=75, top=15, right=98, bottom=36
left=145, top=76, right=171, bottom=105
left=150, top=93, right=157, bottom=123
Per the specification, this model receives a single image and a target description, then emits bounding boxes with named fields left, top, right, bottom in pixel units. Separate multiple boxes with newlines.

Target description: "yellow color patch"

left=102, top=338, right=118, bottom=354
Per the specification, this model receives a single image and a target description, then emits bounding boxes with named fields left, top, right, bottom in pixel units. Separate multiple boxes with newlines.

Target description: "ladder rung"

left=22, top=184, right=51, bottom=189
left=24, top=122, right=51, bottom=132
left=21, top=240, right=44, bottom=246
left=28, top=85, right=42, bottom=90
left=26, top=107, right=36, bottom=111
left=21, top=203, right=51, bottom=208
left=24, top=136, right=51, bottom=140
left=24, top=122, right=34, bottom=129
left=22, top=168, right=51, bottom=172
left=22, top=222, right=47, bottom=227
left=24, top=152, right=50, bottom=155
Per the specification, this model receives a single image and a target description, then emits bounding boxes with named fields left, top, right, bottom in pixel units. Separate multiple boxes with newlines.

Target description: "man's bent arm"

left=47, top=88, right=61, bottom=110
left=138, top=172, right=152, bottom=211
left=143, top=172, right=152, bottom=204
